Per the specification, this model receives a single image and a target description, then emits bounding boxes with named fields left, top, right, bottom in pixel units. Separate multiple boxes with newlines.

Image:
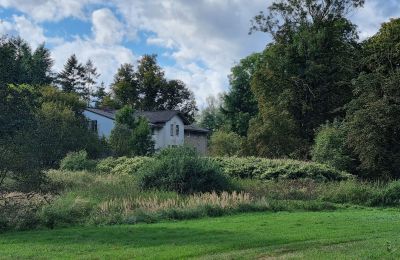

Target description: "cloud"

left=0, top=0, right=100, bottom=22
left=51, top=37, right=135, bottom=87
left=113, top=0, right=270, bottom=105
left=92, top=8, right=125, bottom=45
left=351, top=0, right=400, bottom=40
left=0, top=15, right=63, bottom=48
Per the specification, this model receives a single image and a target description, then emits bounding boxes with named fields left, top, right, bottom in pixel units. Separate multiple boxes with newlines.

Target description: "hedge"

left=210, top=157, right=352, bottom=181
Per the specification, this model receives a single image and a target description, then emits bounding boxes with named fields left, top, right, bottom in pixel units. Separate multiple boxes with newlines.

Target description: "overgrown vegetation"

left=137, top=147, right=230, bottom=194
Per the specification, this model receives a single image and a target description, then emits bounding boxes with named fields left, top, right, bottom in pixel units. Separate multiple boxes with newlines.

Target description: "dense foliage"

left=345, top=19, right=400, bottom=179
left=110, top=106, right=154, bottom=157
left=211, top=157, right=351, bottom=181
left=111, top=55, right=198, bottom=122
left=311, top=121, right=355, bottom=172
left=209, top=130, right=243, bottom=156
left=137, top=147, right=230, bottom=194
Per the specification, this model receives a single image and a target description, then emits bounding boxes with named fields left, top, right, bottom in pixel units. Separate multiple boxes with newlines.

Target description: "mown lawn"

left=0, top=209, right=399, bottom=259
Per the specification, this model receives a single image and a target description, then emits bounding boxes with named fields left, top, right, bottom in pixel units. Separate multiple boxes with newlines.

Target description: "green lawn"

left=1, top=209, right=399, bottom=259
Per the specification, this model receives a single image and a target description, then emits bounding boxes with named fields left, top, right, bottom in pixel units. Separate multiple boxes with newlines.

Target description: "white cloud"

left=113, top=0, right=270, bottom=106
left=351, top=0, right=400, bottom=40
left=92, top=8, right=125, bottom=45
left=51, top=37, right=135, bottom=87
left=0, top=15, right=62, bottom=48
left=0, top=0, right=100, bottom=22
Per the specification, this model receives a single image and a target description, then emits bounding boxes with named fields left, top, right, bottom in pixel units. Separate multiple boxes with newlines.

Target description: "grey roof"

left=136, top=110, right=190, bottom=125
left=85, top=108, right=116, bottom=120
left=85, top=108, right=190, bottom=124
left=184, top=125, right=210, bottom=134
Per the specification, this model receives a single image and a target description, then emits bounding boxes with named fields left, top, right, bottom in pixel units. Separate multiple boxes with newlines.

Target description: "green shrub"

left=96, top=156, right=153, bottom=175
left=39, top=194, right=95, bottom=228
left=209, top=130, right=243, bottom=156
left=60, top=150, right=97, bottom=171
left=311, top=121, right=355, bottom=172
left=137, top=147, right=231, bottom=194
left=211, top=157, right=352, bottom=181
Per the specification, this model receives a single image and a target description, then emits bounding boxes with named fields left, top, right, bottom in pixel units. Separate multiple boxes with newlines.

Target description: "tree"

left=93, top=82, right=107, bottom=108
left=112, top=63, right=138, bottom=107
left=250, top=0, right=365, bottom=41
left=136, top=54, right=167, bottom=111
left=249, top=0, right=363, bottom=156
left=222, top=53, right=260, bottom=136
left=160, top=79, right=197, bottom=122
left=209, top=130, right=243, bottom=156
left=130, top=117, right=155, bottom=156
left=244, top=108, right=306, bottom=158
left=198, top=95, right=226, bottom=132
left=0, top=84, right=41, bottom=191
left=83, top=59, right=100, bottom=105
left=0, top=37, right=53, bottom=86
left=311, top=120, right=355, bottom=172
left=57, top=54, right=85, bottom=94
left=31, top=44, right=54, bottom=85
left=112, top=55, right=198, bottom=122
left=345, top=19, right=400, bottom=179
left=110, top=105, right=154, bottom=156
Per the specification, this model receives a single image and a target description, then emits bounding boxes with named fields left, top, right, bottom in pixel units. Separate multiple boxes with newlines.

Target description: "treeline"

left=0, top=36, right=197, bottom=192
left=200, top=0, right=400, bottom=180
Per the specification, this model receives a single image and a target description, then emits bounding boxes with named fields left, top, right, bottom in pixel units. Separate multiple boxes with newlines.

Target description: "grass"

left=1, top=208, right=400, bottom=259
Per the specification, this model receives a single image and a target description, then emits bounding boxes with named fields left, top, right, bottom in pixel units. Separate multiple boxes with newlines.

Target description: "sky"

left=0, top=0, right=399, bottom=108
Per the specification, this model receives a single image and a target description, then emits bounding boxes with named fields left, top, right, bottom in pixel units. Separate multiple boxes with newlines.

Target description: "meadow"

left=1, top=209, right=399, bottom=259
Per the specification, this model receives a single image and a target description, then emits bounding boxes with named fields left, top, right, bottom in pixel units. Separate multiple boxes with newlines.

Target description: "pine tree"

left=57, top=54, right=85, bottom=94
left=83, top=59, right=100, bottom=105
left=94, top=82, right=107, bottom=108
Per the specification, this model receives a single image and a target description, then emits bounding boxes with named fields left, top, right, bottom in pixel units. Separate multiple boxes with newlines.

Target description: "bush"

left=137, top=147, right=231, bottom=194
left=209, top=130, right=243, bottom=156
left=96, top=156, right=153, bottom=175
left=60, top=150, right=97, bottom=171
left=210, top=157, right=352, bottom=181
left=311, top=121, right=355, bottom=172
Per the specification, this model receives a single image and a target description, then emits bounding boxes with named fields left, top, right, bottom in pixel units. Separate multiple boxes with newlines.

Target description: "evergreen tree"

left=0, top=37, right=54, bottom=86
left=94, top=82, right=107, bottom=108
left=57, top=54, right=85, bottom=94
left=83, top=59, right=100, bottom=105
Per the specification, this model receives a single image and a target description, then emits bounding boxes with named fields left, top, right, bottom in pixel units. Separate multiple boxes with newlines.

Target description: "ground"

left=1, top=209, right=399, bottom=259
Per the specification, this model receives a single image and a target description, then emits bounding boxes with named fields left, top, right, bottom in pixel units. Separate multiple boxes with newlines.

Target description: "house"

left=83, top=108, right=210, bottom=155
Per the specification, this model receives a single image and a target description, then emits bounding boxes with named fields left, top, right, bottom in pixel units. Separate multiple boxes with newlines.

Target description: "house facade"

left=84, top=108, right=209, bottom=154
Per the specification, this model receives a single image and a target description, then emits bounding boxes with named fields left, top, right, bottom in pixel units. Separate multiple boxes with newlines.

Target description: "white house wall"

left=153, top=115, right=184, bottom=150
left=83, top=110, right=115, bottom=138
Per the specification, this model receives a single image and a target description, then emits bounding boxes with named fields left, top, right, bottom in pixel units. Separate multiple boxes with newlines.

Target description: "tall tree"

left=31, top=44, right=54, bottom=85
left=136, top=54, right=167, bottom=111
left=222, top=53, right=260, bottom=136
left=112, top=55, right=198, bottom=122
left=345, top=18, right=400, bottom=179
left=83, top=59, right=100, bottom=105
left=198, top=95, right=226, bottom=132
left=112, top=63, right=138, bottom=107
left=248, top=0, right=363, bottom=157
left=0, top=37, right=53, bottom=86
left=57, top=54, right=85, bottom=94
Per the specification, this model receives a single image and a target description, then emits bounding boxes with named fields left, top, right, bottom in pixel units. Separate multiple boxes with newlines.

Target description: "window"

left=170, top=124, right=174, bottom=136
left=90, top=120, right=98, bottom=133
left=176, top=125, right=179, bottom=136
